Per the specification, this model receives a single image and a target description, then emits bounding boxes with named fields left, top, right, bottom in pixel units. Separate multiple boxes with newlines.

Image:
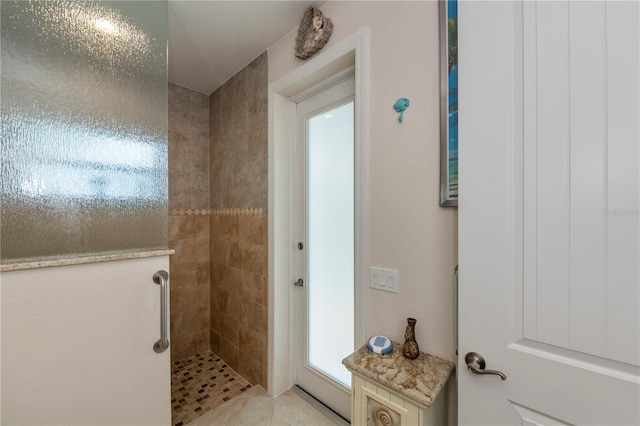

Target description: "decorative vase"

left=402, top=317, right=420, bottom=359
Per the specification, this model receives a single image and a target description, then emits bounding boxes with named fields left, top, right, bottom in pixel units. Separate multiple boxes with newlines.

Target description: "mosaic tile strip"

left=169, top=209, right=211, bottom=216
left=171, top=350, right=252, bottom=426
left=211, top=208, right=263, bottom=216
left=169, top=208, right=264, bottom=217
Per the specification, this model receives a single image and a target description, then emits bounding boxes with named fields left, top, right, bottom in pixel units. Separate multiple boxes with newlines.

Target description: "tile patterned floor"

left=171, top=351, right=252, bottom=426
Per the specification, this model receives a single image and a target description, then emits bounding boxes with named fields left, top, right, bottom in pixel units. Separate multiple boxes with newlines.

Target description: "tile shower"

left=168, top=52, right=268, bottom=423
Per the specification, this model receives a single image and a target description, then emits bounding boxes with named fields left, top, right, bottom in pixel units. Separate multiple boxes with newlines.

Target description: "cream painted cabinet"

left=352, top=374, right=447, bottom=425
left=343, top=345, right=453, bottom=426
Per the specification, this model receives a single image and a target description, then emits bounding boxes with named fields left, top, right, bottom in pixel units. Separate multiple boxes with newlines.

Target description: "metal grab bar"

left=153, top=270, right=170, bottom=353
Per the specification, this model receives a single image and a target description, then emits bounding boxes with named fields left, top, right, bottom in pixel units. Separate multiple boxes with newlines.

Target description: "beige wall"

left=269, top=2, right=457, bottom=363
left=169, top=83, right=210, bottom=211
left=168, top=83, right=211, bottom=362
left=209, top=52, right=269, bottom=388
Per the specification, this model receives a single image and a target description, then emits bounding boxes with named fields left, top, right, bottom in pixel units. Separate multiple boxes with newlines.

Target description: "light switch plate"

left=370, top=266, right=399, bottom=294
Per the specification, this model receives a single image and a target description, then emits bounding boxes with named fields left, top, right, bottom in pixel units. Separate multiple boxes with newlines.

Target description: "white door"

left=459, top=1, right=639, bottom=425
left=294, top=77, right=356, bottom=420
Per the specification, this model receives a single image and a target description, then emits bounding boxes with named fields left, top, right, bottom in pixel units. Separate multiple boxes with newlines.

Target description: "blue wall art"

left=440, top=0, right=458, bottom=207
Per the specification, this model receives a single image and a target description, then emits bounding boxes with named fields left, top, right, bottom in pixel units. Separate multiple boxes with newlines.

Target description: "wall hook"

left=393, top=98, right=410, bottom=123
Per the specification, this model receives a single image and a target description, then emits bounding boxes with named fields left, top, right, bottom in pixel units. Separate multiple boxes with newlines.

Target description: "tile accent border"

left=0, top=249, right=175, bottom=272
left=169, top=208, right=264, bottom=217
left=169, top=208, right=212, bottom=216
left=211, top=208, right=263, bottom=216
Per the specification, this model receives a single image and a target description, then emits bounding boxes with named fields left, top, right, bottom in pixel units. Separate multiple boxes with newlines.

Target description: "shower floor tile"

left=171, top=350, right=252, bottom=426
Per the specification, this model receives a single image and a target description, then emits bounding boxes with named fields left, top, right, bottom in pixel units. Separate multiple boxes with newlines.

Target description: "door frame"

left=268, top=28, right=370, bottom=397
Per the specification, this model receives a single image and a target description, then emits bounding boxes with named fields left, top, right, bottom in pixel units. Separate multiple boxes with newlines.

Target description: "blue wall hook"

left=393, top=98, right=410, bottom=122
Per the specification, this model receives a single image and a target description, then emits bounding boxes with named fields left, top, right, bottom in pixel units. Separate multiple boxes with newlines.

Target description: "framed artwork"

left=439, top=0, right=458, bottom=207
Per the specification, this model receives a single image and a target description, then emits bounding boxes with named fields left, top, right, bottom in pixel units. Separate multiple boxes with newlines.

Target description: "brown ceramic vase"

left=402, top=317, right=420, bottom=359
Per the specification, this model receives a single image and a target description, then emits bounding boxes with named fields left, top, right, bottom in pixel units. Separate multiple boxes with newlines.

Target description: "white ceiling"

left=168, top=1, right=324, bottom=95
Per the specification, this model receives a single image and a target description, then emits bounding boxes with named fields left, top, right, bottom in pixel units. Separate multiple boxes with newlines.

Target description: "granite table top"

left=342, top=343, right=455, bottom=408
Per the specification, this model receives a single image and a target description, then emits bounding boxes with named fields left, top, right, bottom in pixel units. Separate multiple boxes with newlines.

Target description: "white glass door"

left=295, top=77, right=355, bottom=420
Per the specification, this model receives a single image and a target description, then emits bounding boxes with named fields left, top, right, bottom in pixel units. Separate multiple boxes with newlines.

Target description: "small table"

left=342, top=343, right=454, bottom=425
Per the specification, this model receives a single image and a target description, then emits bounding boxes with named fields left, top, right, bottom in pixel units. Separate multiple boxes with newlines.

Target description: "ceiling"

left=168, top=1, right=324, bottom=95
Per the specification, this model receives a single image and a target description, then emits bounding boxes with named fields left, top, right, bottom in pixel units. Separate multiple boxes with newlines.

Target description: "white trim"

left=268, top=27, right=370, bottom=398
left=290, top=66, right=356, bottom=104
left=354, top=28, right=370, bottom=359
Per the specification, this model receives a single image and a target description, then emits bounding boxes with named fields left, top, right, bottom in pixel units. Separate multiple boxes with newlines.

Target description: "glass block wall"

left=0, top=1, right=168, bottom=263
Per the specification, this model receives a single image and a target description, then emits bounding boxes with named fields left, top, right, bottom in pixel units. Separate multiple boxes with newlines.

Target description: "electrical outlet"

left=370, top=266, right=399, bottom=294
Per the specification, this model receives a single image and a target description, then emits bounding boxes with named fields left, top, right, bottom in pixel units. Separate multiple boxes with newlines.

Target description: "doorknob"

left=294, top=278, right=304, bottom=287
left=465, top=352, right=507, bottom=380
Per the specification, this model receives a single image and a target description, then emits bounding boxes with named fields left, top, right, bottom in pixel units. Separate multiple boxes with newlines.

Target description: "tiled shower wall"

left=168, top=83, right=211, bottom=362
left=209, top=52, right=269, bottom=388
left=167, top=53, right=268, bottom=386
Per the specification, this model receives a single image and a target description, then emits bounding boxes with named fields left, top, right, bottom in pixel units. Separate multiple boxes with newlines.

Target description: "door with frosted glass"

left=295, top=77, right=355, bottom=420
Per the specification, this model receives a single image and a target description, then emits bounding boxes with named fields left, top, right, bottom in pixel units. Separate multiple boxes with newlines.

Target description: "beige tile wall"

left=168, top=83, right=211, bottom=362
left=209, top=52, right=267, bottom=212
left=210, top=213, right=268, bottom=387
left=209, top=52, right=269, bottom=388
left=168, top=52, right=268, bottom=384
